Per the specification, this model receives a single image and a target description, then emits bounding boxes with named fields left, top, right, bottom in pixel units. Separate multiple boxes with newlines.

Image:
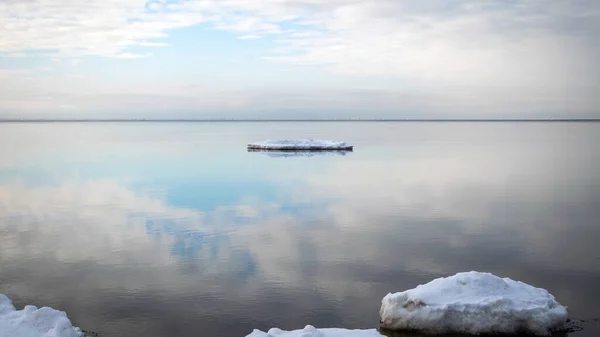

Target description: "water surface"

left=0, top=122, right=599, bottom=337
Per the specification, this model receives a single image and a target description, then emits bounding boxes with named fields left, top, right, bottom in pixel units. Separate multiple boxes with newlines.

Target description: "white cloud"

left=214, top=16, right=281, bottom=34
left=3, top=1, right=597, bottom=70
left=0, top=69, right=30, bottom=79
left=0, top=52, right=30, bottom=58
left=238, top=34, right=263, bottom=40
left=113, top=52, right=153, bottom=59
left=234, top=1, right=600, bottom=90
left=0, top=0, right=205, bottom=58
left=0, top=0, right=599, bottom=116
left=209, top=0, right=600, bottom=114
left=138, top=41, right=170, bottom=47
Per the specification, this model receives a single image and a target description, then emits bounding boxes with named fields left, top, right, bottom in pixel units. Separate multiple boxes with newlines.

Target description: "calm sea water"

left=1, top=122, right=599, bottom=337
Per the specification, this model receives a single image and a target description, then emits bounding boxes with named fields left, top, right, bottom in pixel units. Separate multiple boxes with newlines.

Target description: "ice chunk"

left=0, top=294, right=82, bottom=337
left=246, top=325, right=382, bottom=337
left=247, top=139, right=353, bottom=151
left=248, top=149, right=351, bottom=157
left=380, top=271, right=568, bottom=336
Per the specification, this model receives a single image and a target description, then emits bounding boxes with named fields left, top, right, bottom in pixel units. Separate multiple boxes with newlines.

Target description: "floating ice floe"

left=248, top=149, right=352, bottom=157
left=246, top=325, right=381, bottom=337
left=0, top=294, right=82, bottom=337
left=247, top=139, right=353, bottom=151
left=379, top=271, right=568, bottom=336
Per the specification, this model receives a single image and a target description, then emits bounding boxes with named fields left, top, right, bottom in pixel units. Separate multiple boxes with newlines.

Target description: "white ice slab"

left=380, top=271, right=568, bottom=335
left=0, top=294, right=82, bottom=337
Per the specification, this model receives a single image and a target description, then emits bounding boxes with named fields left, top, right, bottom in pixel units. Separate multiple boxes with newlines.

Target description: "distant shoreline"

left=1, top=119, right=599, bottom=123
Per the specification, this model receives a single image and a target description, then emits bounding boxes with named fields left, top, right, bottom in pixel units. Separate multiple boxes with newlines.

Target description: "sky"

left=0, top=0, right=599, bottom=119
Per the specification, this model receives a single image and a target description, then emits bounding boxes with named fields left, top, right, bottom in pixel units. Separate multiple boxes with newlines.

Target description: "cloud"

left=214, top=16, right=281, bottom=34
left=113, top=52, right=153, bottom=59
left=3, top=1, right=598, bottom=70
left=238, top=34, right=263, bottom=40
left=0, top=69, right=29, bottom=80
left=1, top=0, right=599, bottom=116
left=0, top=0, right=206, bottom=58
left=229, top=0, right=600, bottom=106
left=138, top=41, right=170, bottom=47
left=0, top=53, right=30, bottom=58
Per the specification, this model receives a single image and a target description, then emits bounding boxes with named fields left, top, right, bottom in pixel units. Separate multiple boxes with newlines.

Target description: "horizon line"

left=1, top=118, right=600, bottom=123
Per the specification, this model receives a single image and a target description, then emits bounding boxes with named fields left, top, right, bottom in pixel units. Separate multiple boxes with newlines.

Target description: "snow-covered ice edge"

left=246, top=325, right=381, bottom=337
left=247, top=139, right=353, bottom=151
left=0, top=294, right=83, bottom=337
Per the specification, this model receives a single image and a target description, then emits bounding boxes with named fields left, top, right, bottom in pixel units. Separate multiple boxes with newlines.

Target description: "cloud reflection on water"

left=0, top=122, right=599, bottom=337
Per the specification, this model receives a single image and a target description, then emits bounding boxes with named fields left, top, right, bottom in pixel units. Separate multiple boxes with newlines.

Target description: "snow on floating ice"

left=247, top=139, right=353, bottom=150
left=0, top=294, right=82, bottom=337
left=246, top=325, right=382, bottom=337
left=380, top=271, right=568, bottom=336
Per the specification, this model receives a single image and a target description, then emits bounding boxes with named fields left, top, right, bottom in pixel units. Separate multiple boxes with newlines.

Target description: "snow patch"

left=247, top=139, right=353, bottom=151
left=0, top=294, right=82, bottom=337
left=380, top=271, right=568, bottom=336
left=246, top=325, right=381, bottom=337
